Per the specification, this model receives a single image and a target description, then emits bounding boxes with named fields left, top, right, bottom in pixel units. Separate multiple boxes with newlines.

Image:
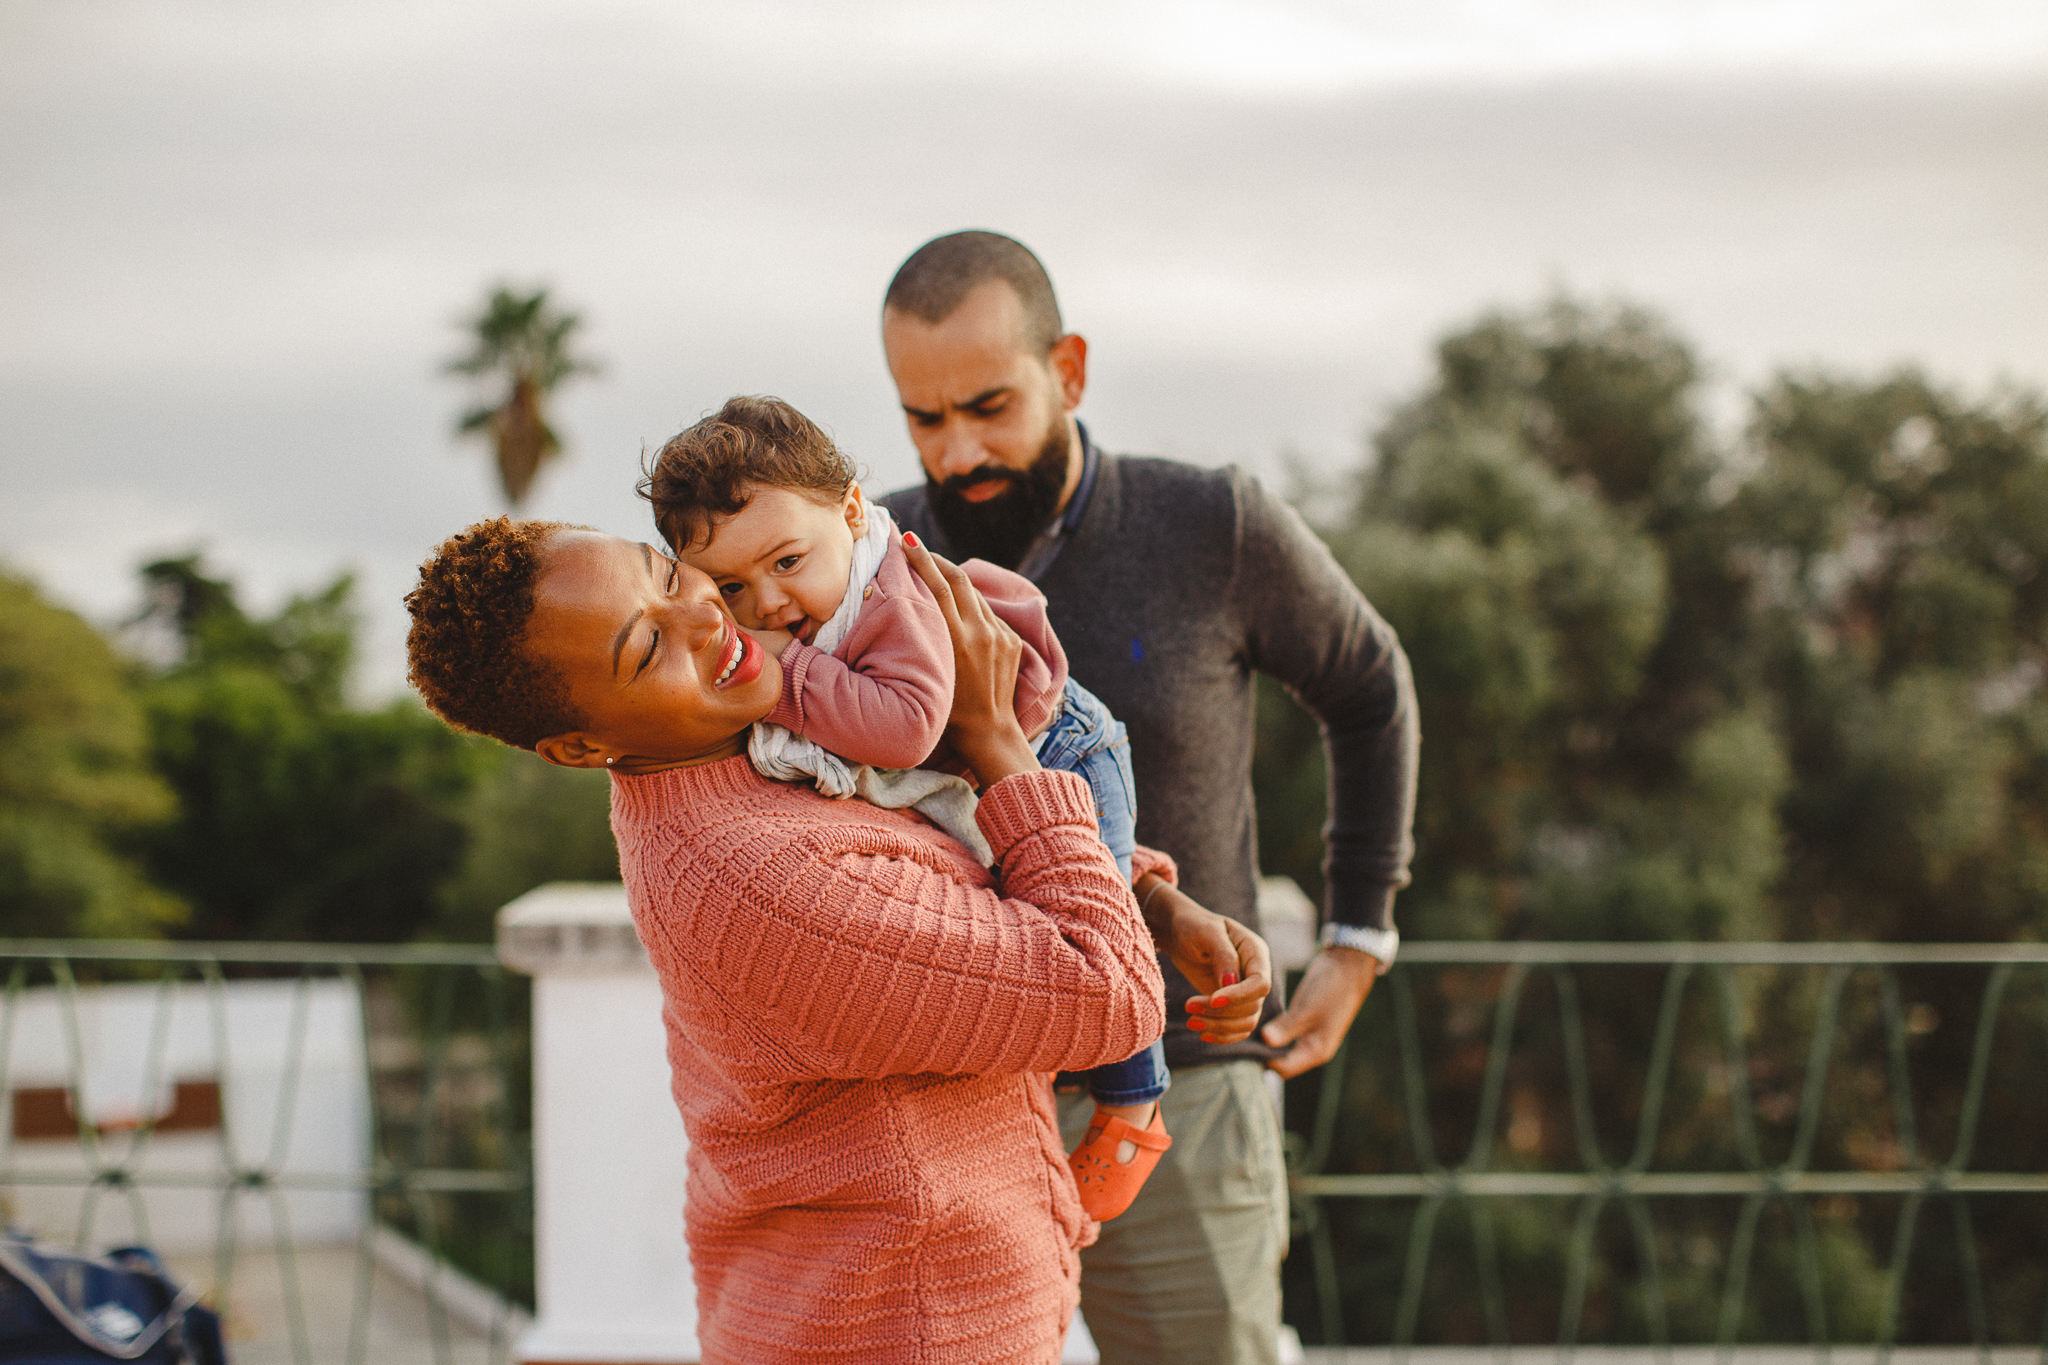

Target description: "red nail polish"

left=1222, top=973, right=1238, bottom=988
left=903, top=532, right=919, bottom=548
left=1187, top=1000, right=1205, bottom=1013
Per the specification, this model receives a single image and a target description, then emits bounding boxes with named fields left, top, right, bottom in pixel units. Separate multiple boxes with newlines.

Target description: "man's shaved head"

left=883, top=230, right=1064, bottom=356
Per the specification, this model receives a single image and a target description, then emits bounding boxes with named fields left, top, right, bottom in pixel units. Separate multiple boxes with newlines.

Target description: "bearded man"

left=875, top=231, right=1419, bottom=1365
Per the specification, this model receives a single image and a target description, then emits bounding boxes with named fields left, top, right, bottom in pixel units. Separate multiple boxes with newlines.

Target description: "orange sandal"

left=1068, top=1110, right=1172, bottom=1221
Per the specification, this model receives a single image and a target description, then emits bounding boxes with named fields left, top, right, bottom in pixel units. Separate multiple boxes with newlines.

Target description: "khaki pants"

left=1058, top=1060, right=1289, bottom=1365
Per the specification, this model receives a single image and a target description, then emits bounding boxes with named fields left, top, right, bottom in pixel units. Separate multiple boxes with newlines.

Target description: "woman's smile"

left=528, top=531, right=782, bottom=768
left=711, top=621, right=763, bottom=690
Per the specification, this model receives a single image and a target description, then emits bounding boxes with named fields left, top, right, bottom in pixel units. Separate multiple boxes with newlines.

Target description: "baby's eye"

left=718, top=582, right=743, bottom=598
left=775, top=555, right=802, bottom=573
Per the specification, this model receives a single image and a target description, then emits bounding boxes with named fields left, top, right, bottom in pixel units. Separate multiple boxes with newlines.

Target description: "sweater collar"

left=1015, top=422, right=1100, bottom=583
left=607, top=753, right=761, bottom=825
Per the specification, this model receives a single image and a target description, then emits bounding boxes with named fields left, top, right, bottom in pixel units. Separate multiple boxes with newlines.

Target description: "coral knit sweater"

left=611, top=759, right=1169, bottom=1365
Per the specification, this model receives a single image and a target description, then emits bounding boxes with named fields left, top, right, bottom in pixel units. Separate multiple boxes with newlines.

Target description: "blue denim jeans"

left=1036, top=679, right=1169, bottom=1107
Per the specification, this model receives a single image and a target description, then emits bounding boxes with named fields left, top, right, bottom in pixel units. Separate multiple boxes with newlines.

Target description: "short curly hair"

left=405, top=518, right=589, bottom=751
left=639, top=395, right=856, bottom=554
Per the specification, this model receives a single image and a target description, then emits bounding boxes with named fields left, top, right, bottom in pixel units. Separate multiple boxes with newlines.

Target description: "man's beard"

left=924, top=419, right=1072, bottom=571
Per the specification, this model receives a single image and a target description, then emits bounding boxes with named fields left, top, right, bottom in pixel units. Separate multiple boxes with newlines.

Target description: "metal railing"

left=0, top=940, right=529, bottom=1365
left=15, top=938, right=2042, bottom=1358
left=1284, top=943, right=2048, bottom=1355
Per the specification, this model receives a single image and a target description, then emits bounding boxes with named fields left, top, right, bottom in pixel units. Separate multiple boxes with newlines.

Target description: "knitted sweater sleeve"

left=763, top=546, right=1071, bottom=770
left=709, top=770, right=1165, bottom=1081
left=765, top=584, right=952, bottom=771
left=1234, top=470, right=1419, bottom=932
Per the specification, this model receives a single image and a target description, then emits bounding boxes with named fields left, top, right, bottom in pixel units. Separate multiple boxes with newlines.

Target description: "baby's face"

left=680, top=483, right=864, bottom=643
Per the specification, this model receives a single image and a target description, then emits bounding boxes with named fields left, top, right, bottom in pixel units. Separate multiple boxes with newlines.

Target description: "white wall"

left=0, top=976, right=369, bottom=1251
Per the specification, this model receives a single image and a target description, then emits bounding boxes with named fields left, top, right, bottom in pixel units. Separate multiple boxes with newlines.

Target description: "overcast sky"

left=4, top=0, right=2045, bottom=697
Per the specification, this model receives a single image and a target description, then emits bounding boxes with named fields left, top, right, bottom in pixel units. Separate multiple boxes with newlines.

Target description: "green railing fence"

left=0, top=940, right=528, bottom=1365
left=10, top=938, right=2046, bottom=1359
left=1284, top=943, right=2048, bottom=1354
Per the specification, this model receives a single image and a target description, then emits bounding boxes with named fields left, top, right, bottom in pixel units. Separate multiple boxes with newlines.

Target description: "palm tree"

left=447, top=285, right=599, bottom=505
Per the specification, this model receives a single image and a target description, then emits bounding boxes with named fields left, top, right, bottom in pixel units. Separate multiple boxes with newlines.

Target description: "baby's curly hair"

left=640, top=395, right=856, bottom=554
left=405, top=518, right=588, bottom=751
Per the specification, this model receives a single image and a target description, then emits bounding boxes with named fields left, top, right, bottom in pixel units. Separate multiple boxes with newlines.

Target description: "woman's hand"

left=902, top=533, right=1038, bottom=786
left=1137, top=875, right=1273, bottom=1046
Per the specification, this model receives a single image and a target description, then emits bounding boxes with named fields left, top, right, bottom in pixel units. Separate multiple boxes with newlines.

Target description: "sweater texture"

left=611, top=760, right=1168, bottom=1364
left=883, top=438, right=1420, bottom=1069
left=764, top=540, right=1066, bottom=770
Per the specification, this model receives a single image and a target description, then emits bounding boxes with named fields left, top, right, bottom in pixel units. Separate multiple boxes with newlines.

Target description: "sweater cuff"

left=763, top=643, right=816, bottom=732
left=1131, top=845, right=1177, bottom=888
left=976, top=770, right=1097, bottom=864
left=1328, top=883, right=1398, bottom=934
left=1321, top=922, right=1399, bottom=973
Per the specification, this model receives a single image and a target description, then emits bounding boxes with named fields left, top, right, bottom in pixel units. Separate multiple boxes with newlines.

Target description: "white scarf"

left=746, top=496, right=991, bottom=863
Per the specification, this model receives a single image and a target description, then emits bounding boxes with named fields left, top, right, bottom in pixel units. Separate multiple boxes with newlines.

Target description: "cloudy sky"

left=4, top=0, right=2044, bottom=696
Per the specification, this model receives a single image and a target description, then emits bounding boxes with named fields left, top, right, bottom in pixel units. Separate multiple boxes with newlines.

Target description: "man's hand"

left=1136, top=875, right=1272, bottom=1046
left=1261, top=946, right=1381, bottom=1079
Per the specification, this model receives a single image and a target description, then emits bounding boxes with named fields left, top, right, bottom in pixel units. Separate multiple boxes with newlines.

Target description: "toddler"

left=642, top=395, right=1170, bottom=1220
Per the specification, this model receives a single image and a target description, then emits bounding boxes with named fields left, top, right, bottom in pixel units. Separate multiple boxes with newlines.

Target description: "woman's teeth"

left=716, top=634, right=743, bottom=685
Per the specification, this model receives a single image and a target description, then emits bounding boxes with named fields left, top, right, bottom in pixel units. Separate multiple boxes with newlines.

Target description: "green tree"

left=133, top=556, right=482, bottom=941
left=1263, top=300, right=2048, bottom=1344
left=1727, top=373, right=2048, bottom=943
left=1264, top=300, right=1787, bottom=945
left=430, top=747, right=616, bottom=942
left=0, top=572, right=183, bottom=937
left=447, top=285, right=599, bottom=505
left=130, top=555, right=618, bottom=943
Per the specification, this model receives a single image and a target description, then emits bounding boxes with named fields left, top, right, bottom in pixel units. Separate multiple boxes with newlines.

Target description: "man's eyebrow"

left=954, top=386, right=1009, bottom=411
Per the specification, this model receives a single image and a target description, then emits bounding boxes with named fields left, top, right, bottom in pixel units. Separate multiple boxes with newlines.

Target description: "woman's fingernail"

left=1222, top=973, right=1238, bottom=988
left=1187, top=999, right=1205, bottom=1013
left=903, top=532, right=919, bottom=548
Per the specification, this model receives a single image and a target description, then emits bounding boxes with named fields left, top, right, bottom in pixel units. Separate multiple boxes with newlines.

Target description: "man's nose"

left=937, top=424, right=989, bottom=480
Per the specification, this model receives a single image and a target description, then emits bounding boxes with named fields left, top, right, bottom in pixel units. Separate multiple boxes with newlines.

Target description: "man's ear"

left=1049, top=333, right=1088, bottom=412
left=535, top=732, right=612, bottom=770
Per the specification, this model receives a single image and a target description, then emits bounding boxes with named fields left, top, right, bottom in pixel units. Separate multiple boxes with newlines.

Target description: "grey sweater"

left=883, top=442, right=1419, bottom=1067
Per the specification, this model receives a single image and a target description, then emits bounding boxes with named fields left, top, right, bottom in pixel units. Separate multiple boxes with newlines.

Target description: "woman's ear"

left=536, top=732, right=612, bottom=769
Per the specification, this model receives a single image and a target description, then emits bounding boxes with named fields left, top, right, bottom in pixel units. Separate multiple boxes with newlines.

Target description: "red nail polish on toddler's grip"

left=1222, top=973, right=1238, bottom=989
left=903, top=532, right=919, bottom=548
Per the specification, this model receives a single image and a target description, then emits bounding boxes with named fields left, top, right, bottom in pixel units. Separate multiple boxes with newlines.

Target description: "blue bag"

left=0, top=1235, right=225, bottom=1364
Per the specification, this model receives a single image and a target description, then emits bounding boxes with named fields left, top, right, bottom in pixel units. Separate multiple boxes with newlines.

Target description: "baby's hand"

left=744, top=626, right=795, bottom=661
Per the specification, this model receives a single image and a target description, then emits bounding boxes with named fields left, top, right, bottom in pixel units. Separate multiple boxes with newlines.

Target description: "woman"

left=404, top=518, right=1271, bottom=1364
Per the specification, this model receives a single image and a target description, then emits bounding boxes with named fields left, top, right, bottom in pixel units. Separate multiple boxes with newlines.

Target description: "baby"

left=641, top=394, right=1171, bottom=1220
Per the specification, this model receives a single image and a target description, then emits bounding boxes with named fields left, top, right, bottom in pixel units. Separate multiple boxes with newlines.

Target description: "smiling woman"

left=402, top=516, right=1193, bottom=1364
